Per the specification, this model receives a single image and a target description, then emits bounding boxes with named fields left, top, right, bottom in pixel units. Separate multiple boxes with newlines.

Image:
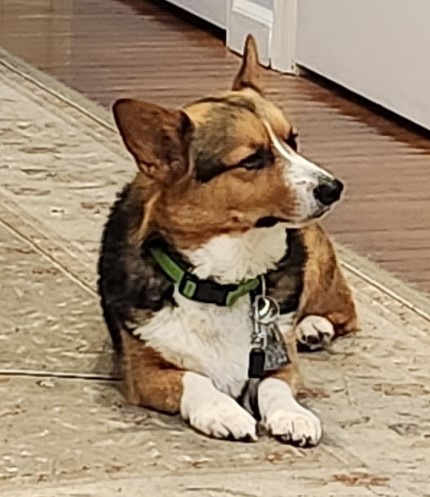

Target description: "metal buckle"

left=179, top=273, right=235, bottom=306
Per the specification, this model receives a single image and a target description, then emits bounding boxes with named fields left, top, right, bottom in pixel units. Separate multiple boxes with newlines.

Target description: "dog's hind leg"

left=295, top=224, right=357, bottom=350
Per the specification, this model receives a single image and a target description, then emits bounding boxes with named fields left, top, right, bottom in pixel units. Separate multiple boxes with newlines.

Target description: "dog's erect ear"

left=113, top=99, right=193, bottom=184
left=232, top=34, right=262, bottom=92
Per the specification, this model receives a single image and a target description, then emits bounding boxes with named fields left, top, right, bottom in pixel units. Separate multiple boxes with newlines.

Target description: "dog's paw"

left=296, top=315, right=335, bottom=351
left=188, top=397, right=258, bottom=441
left=264, top=405, right=322, bottom=446
left=259, top=378, right=322, bottom=447
left=181, top=373, right=257, bottom=441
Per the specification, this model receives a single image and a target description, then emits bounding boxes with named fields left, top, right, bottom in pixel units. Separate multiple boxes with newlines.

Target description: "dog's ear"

left=113, top=99, right=193, bottom=184
left=232, top=34, right=262, bottom=93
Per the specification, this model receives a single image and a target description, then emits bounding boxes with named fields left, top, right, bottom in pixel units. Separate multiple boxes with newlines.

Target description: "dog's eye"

left=238, top=148, right=274, bottom=170
left=284, top=131, right=299, bottom=151
left=240, top=152, right=265, bottom=170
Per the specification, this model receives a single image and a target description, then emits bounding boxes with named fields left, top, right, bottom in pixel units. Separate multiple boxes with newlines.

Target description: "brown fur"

left=121, top=330, right=184, bottom=413
left=232, top=35, right=262, bottom=93
left=113, top=99, right=193, bottom=186
left=297, top=224, right=357, bottom=336
left=152, top=160, right=298, bottom=249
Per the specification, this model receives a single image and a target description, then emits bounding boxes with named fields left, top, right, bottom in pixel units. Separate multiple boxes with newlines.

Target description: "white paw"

left=181, top=373, right=257, bottom=441
left=264, top=405, right=322, bottom=446
left=187, top=397, right=257, bottom=441
left=259, top=378, right=322, bottom=447
left=296, top=315, right=335, bottom=350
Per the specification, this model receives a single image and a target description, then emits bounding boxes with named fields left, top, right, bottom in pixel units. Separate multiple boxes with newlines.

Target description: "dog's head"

left=113, top=35, right=343, bottom=249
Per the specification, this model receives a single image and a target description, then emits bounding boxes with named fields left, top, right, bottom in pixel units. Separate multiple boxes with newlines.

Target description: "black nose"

left=313, top=179, right=344, bottom=206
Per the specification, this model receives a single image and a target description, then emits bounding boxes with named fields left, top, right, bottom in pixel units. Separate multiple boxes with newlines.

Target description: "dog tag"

left=248, top=347, right=266, bottom=378
left=264, top=323, right=290, bottom=371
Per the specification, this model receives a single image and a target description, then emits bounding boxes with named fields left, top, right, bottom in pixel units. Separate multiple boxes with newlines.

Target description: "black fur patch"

left=194, top=149, right=226, bottom=182
left=97, top=184, right=175, bottom=352
left=265, top=229, right=307, bottom=315
left=285, top=132, right=298, bottom=152
left=255, top=216, right=282, bottom=228
left=195, top=146, right=273, bottom=183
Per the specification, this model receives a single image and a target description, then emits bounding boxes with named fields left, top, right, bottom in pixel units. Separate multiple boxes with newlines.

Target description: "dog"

left=98, top=35, right=357, bottom=446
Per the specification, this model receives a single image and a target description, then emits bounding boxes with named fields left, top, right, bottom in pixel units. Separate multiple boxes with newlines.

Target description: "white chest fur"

left=133, top=225, right=288, bottom=398
left=183, top=224, right=288, bottom=283
left=133, top=293, right=253, bottom=397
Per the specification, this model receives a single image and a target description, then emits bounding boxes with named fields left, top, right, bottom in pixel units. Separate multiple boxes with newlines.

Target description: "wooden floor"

left=1, top=0, right=430, bottom=293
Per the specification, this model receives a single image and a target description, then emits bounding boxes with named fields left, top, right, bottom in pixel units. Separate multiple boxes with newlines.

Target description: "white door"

left=165, top=0, right=227, bottom=29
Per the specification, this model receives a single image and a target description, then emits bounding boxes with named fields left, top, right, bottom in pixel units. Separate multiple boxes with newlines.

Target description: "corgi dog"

left=98, top=35, right=357, bottom=446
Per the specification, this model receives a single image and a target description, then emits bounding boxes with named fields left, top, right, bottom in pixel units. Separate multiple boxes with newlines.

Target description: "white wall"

left=296, top=0, right=430, bottom=130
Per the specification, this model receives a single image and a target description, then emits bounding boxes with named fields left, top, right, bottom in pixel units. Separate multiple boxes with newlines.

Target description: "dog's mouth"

left=254, top=216, right=285, bottom=228
left=255, top=207, right=330, bottom=229
left=311, top=205, right=331, bottom=219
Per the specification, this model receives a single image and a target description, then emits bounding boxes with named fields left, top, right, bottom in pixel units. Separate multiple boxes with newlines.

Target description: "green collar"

left=149, top=246, right=261, bottom=307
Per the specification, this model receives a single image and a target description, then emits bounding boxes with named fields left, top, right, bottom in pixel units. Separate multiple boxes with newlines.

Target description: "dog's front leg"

left=121, top=331, right=257, bottom=441
left=258, top=370, right=322, bottom=447
left=257, top=320, right=322, bottom=446
left=181, top=372, right=257, bottom=441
